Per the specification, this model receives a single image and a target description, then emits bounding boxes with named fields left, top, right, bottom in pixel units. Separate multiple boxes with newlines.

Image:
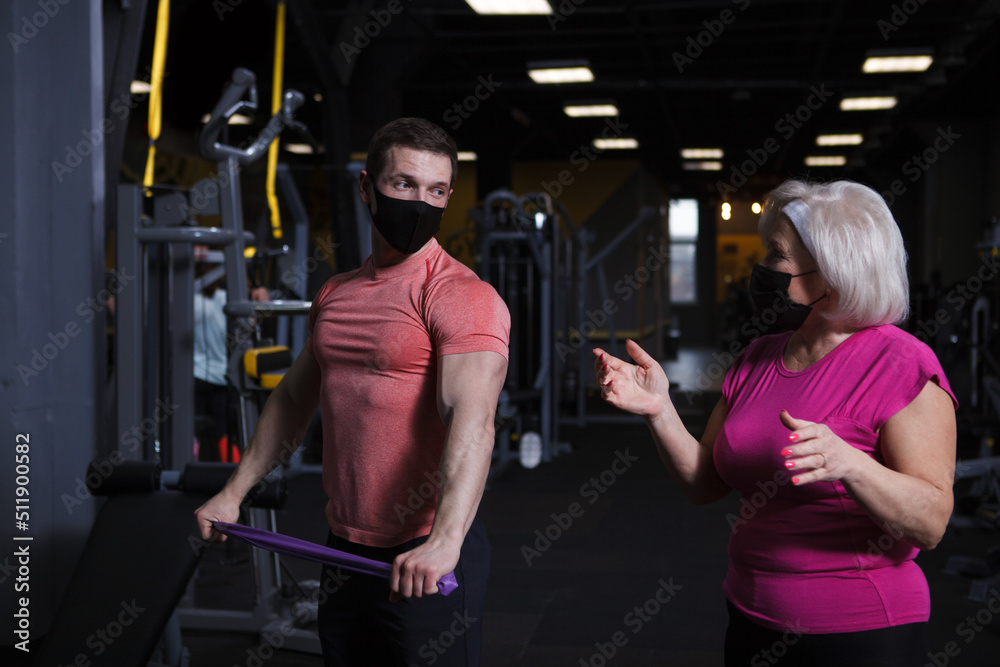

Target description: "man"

left=192, top=255, right=270, bottom=462
left=195, top=117, right=510, bottom=666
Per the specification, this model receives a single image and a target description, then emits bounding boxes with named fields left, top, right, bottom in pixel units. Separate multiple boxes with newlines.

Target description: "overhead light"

left=200, top=112, right=253, bottom=125
left=527, top=61, right=594, bottom=84
left=682, top=161, right=722, bottom=171
left=681, top=148, right=723, bottom=159
left=805, top=155, right=847, bottom=167
left=284, top=143, right=321, bottom=154
left=839, top=96, right=897, bottom=111
left=816, top=133, right=863, bottom=146
left=465, top=0, right=552, bottom=14
left=130, top=80, right=152, bottom=94
left=721, top=202, right=732, bottom=221
left=593, top=137, right=638, bottom=150
left=863, top=55, right=933, bottom=73
left=457, top=151, right=478, bottom=161
left=563, top=103, right=619, bottom=117
left=751, top=202, right=762, bottom=214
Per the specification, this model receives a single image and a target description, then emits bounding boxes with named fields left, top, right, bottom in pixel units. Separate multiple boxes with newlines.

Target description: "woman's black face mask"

left=749, top=264, right=823, bottom=333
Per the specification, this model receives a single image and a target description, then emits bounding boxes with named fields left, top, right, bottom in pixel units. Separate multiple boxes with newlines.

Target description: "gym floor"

left=178, top=353, right=1000, bottom=667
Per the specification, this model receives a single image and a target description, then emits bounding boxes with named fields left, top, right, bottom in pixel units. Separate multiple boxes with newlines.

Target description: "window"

left=668, top=199, right=698, bottom=303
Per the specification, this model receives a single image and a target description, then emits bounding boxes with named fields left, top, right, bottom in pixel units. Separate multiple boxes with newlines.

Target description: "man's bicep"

left=279, top=347, right=322, bottom=414
left=438, top=350, right=508, bottom=420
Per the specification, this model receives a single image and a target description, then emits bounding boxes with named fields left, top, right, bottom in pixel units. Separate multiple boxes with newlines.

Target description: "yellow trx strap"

left=265, top=1, right=287, bottom=239
left=143, top=0, right=170, bottom=188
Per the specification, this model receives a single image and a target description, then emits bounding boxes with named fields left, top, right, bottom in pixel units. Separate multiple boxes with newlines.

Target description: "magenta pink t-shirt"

left=306, top=239, right=510, bottom=547
left=715, top=324, right=956, bottom=633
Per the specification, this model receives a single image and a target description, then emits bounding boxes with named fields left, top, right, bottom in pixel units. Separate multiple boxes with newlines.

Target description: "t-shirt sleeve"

left=425, top=277, right=511, bottom=359
left=869, top=332, right=958, bottom=429
left=305, top=279, right=339, bottom=357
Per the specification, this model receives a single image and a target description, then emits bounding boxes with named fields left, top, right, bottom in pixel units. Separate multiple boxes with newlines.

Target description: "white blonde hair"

left=759, top=179, right=909, bottom=327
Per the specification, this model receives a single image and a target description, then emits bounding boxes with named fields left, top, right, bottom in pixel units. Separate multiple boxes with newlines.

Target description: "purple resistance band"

left=213, top=521, right=459, bottom=597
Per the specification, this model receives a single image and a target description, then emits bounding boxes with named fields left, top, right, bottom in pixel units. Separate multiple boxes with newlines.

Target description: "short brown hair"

left=365, top=117, right=458, bottom=187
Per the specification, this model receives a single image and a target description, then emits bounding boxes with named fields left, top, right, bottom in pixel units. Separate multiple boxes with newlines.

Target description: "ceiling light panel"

left=839, top=96, right=897, bottom=111
left=815, top=134, right=863, bottom=146
left=466, top=0, right=552, bottom=14
left=862, top=55, right=933, bottom=73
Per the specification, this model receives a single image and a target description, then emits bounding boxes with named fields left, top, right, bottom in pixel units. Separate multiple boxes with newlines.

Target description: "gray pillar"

left=0, top=0, right=105, bottom=643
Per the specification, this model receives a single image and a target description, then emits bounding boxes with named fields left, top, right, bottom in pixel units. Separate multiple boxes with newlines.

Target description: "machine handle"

left=200, top=68, right=305, bottom=166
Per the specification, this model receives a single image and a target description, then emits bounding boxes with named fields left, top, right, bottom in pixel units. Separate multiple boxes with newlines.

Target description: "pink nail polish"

left=792, top=477, right=800, bottom=484
left=780, top=448, right=793, bottom=457
left=788, top=433, right=799, bottom=442
left=784, top=461, right=795, bottom=469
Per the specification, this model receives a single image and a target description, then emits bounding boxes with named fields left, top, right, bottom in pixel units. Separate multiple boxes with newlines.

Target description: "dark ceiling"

left=160, top=0, right=1000, bottom=195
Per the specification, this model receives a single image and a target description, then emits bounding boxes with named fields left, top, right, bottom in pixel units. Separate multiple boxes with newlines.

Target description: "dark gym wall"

left=0, top=0, right=104, bottom=644
left=919, top=117, right=997, bottom=286
left=991, top=114, right=1000, bottom=218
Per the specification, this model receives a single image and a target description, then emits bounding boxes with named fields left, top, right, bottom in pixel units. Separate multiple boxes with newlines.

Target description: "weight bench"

left=243, top=346, right=293, bottom=391
left=33, top=460, right=286, bottom=667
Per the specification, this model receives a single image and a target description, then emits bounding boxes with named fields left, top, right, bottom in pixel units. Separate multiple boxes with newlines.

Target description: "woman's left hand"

left=779, top=410, right=866, bottom=485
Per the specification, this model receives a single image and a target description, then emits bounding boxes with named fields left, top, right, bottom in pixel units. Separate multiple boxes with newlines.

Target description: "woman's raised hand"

left=593, top=339, right=670, bottom=418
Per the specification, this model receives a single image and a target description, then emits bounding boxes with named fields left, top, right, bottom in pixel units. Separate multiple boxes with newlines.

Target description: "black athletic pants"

left=725, top=599, right=930, bottom=667
left=317, top=517, right=489, bottom=667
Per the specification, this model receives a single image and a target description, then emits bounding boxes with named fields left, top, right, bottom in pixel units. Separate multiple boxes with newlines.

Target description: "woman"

left=594, top=179, right=957, bottom=666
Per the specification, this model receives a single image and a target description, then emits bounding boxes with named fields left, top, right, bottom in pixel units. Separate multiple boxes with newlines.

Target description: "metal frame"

left=473, top=191, right=673, bottom=472
left=115, top=185, right=253, bottom=467
left=114, top=66, right=320, bottom=654
left=276, top=163, right=311, bottom=357
left=477, top=192, right=556, bottom=469
left=567, top=206, right=663, bottom=426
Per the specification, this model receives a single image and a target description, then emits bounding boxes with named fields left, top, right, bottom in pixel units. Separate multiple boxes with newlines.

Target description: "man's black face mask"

left=370, top=189, right=445, bottom=254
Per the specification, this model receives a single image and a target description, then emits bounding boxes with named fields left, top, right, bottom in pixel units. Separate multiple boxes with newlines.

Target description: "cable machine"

left=110, top=66, right=320, bottom=658
left=473, top=191, right=563, bottom=472
left=934, top=218, right=1000, bottom=603
left=467, top=189, right=669, bottom=473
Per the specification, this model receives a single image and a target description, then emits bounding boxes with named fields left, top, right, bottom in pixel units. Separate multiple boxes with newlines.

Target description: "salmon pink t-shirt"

left=714, top=324, right=956, bottom=633
left=306, top=239, right=510, bottom=547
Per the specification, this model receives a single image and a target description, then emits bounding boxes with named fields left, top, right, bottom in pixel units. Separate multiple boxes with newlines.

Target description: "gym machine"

left=32, top=460, right=286, bottom=667
left=36, top=67, right=321, bottom=665
left=464, top=189, right=668, bottom=473
left=114, top=66, right=307, bottom=469
left=175, top=67, right=322, bottom=653
left=935, top=220, right=1000, bottom=602
left=471, top=190, right=564, bottom=473
left=563, top=204, right=663, bottom=426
